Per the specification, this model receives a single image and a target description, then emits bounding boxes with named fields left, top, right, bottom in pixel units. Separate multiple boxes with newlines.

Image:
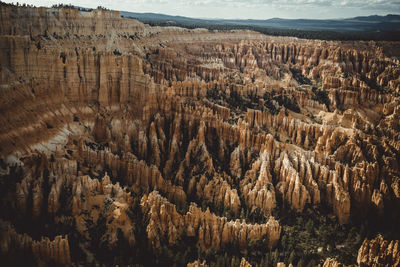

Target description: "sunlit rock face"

left=1, top=3, right=400, bottom=266
left=357, top=235, right=400, bottom=267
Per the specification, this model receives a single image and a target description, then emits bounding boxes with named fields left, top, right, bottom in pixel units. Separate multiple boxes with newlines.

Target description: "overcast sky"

left=4, top=0, right=400, bottom=19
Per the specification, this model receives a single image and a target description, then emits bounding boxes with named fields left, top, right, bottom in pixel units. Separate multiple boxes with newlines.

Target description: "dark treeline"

left=0, top=1, right=35, bottom=7
left=133, top=19, right=400, bottom=41
left=50, top=4, right=109, bottom=11
left=0, top=1, right=109, bottom=11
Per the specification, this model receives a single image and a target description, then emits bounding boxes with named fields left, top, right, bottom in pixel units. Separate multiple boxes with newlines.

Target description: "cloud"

left=165, top=0, right=400, bottom=13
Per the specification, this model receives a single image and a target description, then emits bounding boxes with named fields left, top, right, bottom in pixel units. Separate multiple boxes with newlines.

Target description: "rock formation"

left=0, top=2, right=399, bottom=266
left=322, top=258, right=343, bottom=267
left=0, top=221, right=71, bottom=265
left=187, top=260, right=209, bottom=267
left=141, top=191, right=281, bottom=251
left=240, top=257, right=252, bottom=267
left=357, top=235, right=400, bottom=267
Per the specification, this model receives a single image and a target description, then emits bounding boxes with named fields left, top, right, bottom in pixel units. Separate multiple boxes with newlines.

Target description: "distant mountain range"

left=120, top=11, right=400, bottom=32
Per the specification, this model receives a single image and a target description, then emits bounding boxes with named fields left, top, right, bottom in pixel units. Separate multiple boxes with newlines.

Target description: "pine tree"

left=288, top=250, right=296, bottom=265
left=297, top=258, right=305, bottom=267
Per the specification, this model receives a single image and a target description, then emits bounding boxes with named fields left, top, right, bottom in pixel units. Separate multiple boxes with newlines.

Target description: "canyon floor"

left=0, top=3, right=400, bottom=267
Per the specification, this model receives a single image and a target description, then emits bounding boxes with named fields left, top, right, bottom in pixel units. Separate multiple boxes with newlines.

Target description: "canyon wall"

left=0, top=3, right=399, bottom=266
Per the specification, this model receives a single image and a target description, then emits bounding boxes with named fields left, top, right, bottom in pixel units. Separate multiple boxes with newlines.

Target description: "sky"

left=4, top=0, right=400, bottom=19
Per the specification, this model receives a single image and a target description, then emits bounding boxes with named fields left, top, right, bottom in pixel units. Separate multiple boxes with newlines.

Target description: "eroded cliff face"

left=357, top=235, right=400, bottom=267
left=322, top=258, right=343, bottom=267
left=0, top=3, right=400, bottom=266
left=187, top=259, right=209, bottom=267
left=0, top=221, right=71, bottom=265
left=141, top=191, right=281, bottom=251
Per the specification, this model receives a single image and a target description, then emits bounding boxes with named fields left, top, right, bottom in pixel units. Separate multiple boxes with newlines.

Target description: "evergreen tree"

left=288, top=250, right=296, bottom=265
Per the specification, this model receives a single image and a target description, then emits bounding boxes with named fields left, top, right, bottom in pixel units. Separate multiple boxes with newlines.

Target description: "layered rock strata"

left=0, top=3, right=400, bottom=265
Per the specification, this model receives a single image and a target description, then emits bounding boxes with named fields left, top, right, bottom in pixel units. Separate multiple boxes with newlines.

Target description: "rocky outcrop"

left=78, top=139, right=187, bottom=205
left=141, top=191, right=281, bottom=251
left=0, top=221, right=71, bottom=265
left=69, top=173, right=137, bottom=249
left=240, top=257, right=252, bottom=267
left=1, top=3, right=400, bottom=266
left=241, top=150, right=277, bottom=214
left=32, top=235, right=71, bottom=265
left=357, top=235, right=400, bottom=267
left=187, top=260, right=209, bottom=267
left=322, top=258, right=343, bottom=267
left=7, top=153, right=138, bottom=252
left=0, top=5, right=148, bottom=37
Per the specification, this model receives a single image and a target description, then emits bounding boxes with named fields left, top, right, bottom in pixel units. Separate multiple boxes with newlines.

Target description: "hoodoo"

left=0, top=3, right=399, bottom=266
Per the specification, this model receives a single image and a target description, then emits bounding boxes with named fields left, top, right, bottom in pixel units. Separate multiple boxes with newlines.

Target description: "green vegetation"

left=206, top=86, right=301, bottom=117
left=290, top=68, right=312, bottom=85
left=269, top=93, right=301, bottom=113
left=312, top=87, right=330, bottom=110
left=206, top=87, right=261, bottom=113
left=50, top=4, right=109, bottom=11
left=276, top=207, right=361, bottom=266
left=137, top=20, right=400, bottom=42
